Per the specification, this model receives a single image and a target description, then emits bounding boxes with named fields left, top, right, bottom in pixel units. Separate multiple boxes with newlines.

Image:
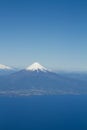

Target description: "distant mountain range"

left=0, top=64, right=17, bottom=75
left=0, top=62, right=87, bottom=96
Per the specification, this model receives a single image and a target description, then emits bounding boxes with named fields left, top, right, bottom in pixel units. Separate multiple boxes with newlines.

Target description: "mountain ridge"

left=0, top=62, right=87, bottom=95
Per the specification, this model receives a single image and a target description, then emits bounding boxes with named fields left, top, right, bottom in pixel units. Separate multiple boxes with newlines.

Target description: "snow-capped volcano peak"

left=26, top=62, right=48, bottom=72
left=0, top=64, right=12, bottom=70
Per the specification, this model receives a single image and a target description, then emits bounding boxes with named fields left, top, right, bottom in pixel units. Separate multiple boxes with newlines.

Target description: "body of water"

left=0, top=95, right=87, bottom=130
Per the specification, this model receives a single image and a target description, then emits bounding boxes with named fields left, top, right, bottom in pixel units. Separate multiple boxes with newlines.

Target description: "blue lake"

left=0, top=95, right=87, bottom=130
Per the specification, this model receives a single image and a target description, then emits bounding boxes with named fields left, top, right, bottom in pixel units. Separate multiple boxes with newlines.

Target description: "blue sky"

left=0, top=0, right=87, bottom=71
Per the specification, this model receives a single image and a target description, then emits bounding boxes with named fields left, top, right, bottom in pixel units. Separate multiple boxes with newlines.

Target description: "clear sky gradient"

left=0, top=0, right=87, bottom=71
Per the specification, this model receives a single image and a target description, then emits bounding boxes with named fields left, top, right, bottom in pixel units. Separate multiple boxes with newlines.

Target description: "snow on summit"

left=0, top=64, right=12, bottom=70
left=26, top=62, right=48, bottom=72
